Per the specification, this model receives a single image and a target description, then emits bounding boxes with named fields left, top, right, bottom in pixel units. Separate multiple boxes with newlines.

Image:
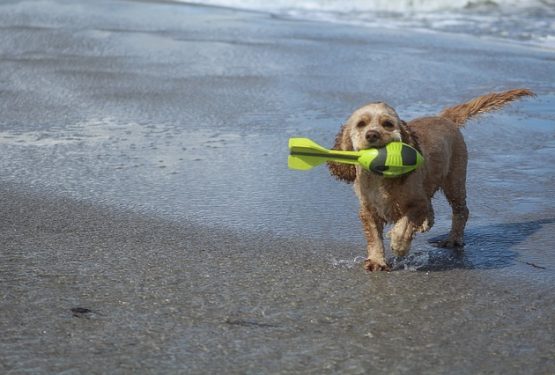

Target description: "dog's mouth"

left=362, top=133, right=402, bottom=149
left=360, top=139, right=391, bottom=149
left=373, top=140, right=389, bottom=148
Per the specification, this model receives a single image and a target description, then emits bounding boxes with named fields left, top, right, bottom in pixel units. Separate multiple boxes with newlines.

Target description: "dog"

left=328, top=89, right=534, bottom=271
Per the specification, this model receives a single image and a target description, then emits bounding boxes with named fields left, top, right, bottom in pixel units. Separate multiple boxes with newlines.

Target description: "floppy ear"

left=399, top=120, right=417, bottom=147
left=327, top=123, right=357, bottom=183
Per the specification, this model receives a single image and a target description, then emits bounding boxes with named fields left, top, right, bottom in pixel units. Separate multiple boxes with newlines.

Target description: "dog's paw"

left=390, top=243, right=411, bottom=257
left=363, top=258, right=391, bottom=272
left=417, top=218, right=433, bottom=233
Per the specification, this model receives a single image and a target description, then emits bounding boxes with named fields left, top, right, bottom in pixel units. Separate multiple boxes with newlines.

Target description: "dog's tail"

left=439, top=88, right=535, bottom=127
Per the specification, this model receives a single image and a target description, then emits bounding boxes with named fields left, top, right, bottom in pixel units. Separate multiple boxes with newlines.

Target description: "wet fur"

left=328, top=89, right=534, bottom=271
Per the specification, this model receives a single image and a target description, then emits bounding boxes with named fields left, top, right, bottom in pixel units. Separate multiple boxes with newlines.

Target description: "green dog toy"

left=288, top=138, right=424, bottom=177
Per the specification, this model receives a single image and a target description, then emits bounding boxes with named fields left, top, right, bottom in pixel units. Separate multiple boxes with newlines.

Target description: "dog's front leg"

left=390, top=216, right=416, bottom=257
left=359, top=207, right=389, bottom=271
left=390, top=202, right=428, bottom=257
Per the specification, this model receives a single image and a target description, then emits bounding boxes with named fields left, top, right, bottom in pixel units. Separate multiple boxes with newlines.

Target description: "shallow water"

left=1, top=89, right=553, bottom=281
left=1, top=0, right=554, bottom=373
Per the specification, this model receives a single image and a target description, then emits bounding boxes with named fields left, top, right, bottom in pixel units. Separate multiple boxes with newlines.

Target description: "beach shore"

left=2, top=184, right=554, bottom=373
left=1, top=0, right=554, bottom=373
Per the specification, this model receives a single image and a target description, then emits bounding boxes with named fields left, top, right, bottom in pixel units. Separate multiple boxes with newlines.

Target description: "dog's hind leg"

left=440, top=165, right=469, bottom=248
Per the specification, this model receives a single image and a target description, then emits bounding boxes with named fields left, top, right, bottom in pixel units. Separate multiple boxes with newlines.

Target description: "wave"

left=176, top=0, right=555, bottom=49
left=178, top=0, right=552, bottom=13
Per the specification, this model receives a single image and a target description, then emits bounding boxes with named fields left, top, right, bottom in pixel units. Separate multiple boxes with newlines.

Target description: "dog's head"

left=346, top=102, right=407, bottom=150
left=328, top=102, right=412, bottom=183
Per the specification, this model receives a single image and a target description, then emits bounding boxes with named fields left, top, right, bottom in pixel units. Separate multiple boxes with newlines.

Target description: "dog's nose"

left=365, top=130, right=381, bottom=143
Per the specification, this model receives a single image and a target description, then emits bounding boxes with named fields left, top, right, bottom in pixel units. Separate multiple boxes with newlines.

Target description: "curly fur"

left=327, top=89, right=534, bottom=271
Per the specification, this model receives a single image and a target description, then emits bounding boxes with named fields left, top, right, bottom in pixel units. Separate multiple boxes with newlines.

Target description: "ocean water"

left=179, top=0, right=555, bottom=48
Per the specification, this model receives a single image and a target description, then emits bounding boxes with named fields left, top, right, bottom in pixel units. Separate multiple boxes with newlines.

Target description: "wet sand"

left=2, top=184, right=554, bottom=374
left=1, top=0, right=555, bottom=373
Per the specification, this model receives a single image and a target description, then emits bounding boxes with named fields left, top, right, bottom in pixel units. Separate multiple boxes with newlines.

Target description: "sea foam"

left=176, top=0, right=555, bottom=49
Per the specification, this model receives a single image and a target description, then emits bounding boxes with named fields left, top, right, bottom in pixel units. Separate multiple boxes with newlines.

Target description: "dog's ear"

left=327, top=124, right=356, bottom=183
left=399, top=120, right=422, bottom=154
left=399, top=120, right=415, bottom=146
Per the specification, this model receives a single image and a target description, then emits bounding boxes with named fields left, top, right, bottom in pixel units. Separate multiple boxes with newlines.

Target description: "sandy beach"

left=1, top=0, right=554, bottom=373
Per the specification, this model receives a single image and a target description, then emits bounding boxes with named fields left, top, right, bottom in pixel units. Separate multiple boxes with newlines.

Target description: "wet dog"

left=328, top=89, right=534, bottom=271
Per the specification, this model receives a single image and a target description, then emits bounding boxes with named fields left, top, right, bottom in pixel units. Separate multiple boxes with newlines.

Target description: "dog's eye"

left=382, top=120, right=395, bottom=130
left=356, top=121, right=366, bottom=128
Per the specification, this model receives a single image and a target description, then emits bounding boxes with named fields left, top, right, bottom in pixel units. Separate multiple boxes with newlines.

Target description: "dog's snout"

left=365, top=130, right=381, bottom=143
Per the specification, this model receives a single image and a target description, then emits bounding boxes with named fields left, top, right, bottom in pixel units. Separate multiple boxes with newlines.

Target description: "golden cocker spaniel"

left=328, top=89, right=534, bottom=271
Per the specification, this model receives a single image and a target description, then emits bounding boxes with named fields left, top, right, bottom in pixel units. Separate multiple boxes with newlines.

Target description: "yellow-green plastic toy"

left=288, top=138, right=424, bottom=177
